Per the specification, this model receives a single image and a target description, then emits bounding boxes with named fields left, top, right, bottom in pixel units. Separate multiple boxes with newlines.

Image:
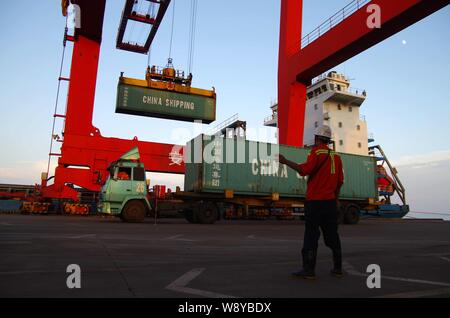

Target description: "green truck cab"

left=98, top=147, right=152, bottom=222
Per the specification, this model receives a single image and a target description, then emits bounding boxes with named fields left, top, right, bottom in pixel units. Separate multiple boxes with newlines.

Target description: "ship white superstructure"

left=264, top=71, right=369, bottom=155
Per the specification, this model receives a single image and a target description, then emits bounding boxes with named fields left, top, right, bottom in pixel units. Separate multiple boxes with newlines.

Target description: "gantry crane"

left=38, top=0, right=449, bottom=209
left=43, top=0, right=184, bottom=203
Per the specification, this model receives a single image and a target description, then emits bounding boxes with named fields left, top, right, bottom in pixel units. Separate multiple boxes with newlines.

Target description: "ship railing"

left=208, top=113, right=240, bottom=136
left=331, top=85, right=367, bottom=96
left=264, top=114, right=277, bottom=124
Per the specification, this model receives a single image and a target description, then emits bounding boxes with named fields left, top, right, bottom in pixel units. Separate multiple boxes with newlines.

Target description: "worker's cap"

left=314, top=125, right=332, bottom=140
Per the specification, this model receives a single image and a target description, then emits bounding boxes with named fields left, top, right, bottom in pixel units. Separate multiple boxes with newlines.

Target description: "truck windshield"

left=117, top=167, right=132, bottom=181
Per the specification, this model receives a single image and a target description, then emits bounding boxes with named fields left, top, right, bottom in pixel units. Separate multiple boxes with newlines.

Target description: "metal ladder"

left=369, top=144, right=406, bottom=206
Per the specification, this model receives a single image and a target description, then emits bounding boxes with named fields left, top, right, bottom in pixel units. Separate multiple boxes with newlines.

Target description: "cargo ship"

left=263, top=71, right=408, bottom=218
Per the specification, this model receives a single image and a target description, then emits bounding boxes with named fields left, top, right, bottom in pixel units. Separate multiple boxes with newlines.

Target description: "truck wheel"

left=195, top=202, right=218, bottom=224
left=184, top=209, right=196, bottom=224
left=344, top=204, right=360, bottom=225
left=121, top=200, right=146, bottom=223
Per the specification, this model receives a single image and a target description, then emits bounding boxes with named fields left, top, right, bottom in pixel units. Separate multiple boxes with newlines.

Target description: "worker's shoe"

left=292, top=250, right=317, bottom=280
left=330, top=268, right=344, bottom=278
left=291, top=269, right=316, bottom=280
left=330, top=249, right=344, bottom=278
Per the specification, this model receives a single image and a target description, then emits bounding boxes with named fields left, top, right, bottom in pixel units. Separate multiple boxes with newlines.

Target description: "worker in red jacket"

left=279, top=125, right=344, bottom=280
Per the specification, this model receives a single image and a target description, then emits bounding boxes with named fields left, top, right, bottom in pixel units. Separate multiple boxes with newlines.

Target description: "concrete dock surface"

left=0, top=214, right=449, bottom=298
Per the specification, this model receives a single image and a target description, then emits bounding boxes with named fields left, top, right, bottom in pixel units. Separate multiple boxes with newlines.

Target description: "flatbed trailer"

left=159, top=189, right=388, bottom=225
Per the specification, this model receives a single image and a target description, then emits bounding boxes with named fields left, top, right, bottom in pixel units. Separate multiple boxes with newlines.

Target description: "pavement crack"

left=96, top=238, right=137, bottom=297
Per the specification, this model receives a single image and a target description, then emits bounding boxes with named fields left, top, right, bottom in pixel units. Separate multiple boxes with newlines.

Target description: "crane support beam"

left=292, top=0, right=450, bottom=83
left=278, top=0, right=449, bottom=147
left=116, top=0, right=172, bottom=54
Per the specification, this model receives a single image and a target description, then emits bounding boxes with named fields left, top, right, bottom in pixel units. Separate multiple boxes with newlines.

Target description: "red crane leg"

left=277, top=83, right=307, bottom=147
left=278, top=0, right=307, bottom=147
left=43, top=0, right=184, bottom=201
left=63, top=36, right=99, bottom=136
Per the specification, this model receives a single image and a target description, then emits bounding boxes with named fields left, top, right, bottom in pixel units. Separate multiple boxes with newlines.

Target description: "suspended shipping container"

left=116, top=77, right=216, bottom=123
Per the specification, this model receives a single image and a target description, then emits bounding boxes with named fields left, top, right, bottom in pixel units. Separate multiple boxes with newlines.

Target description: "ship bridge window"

left=339, top=122, right=343, bottom=128
left=337, top=104, right=342, bottom=110
left=330, top=83, right=335, bottom=91
left=357, top=125, right=361, bottom=131
left=358, top=142, right=362, bottom=148
left=349, top=106, right=353, bottom=112
left=314, top=104, right=318, bottom=111
left=315, top=121, right=318, bottom=128
left=337, top=85, right=341, bottom=91
left=339, top=140, right=344, bottom=146
left=321, top=85, right=328, bottom=92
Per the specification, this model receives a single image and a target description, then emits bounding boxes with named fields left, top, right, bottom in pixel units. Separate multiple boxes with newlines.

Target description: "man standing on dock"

left=279, top=125, right=344, bottom=280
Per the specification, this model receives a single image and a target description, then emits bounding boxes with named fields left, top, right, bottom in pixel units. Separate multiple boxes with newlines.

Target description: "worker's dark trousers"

left=302, top=200, right=342, bottom=270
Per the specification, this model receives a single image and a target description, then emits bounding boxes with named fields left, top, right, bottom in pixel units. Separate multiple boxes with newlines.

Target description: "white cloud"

left=392, top=151, right=450, bottom=215
left=0, top=160, right=57, bottom=184
left=391, top=150, right=450, bottom=169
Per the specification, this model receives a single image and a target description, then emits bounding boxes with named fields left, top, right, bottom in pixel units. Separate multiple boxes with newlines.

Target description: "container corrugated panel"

left=185, top=135, right=377, bottom=201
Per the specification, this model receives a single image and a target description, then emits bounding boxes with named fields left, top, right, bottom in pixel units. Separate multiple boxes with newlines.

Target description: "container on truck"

left=99, top=135, right=409, bottom=224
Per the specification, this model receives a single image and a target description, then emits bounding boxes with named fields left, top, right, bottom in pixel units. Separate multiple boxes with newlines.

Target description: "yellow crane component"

left=120, top=60, right=215, bottom=99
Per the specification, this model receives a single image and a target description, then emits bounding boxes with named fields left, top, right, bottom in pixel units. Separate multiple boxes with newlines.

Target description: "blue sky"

left=0, top=1, right=449, bottom=213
